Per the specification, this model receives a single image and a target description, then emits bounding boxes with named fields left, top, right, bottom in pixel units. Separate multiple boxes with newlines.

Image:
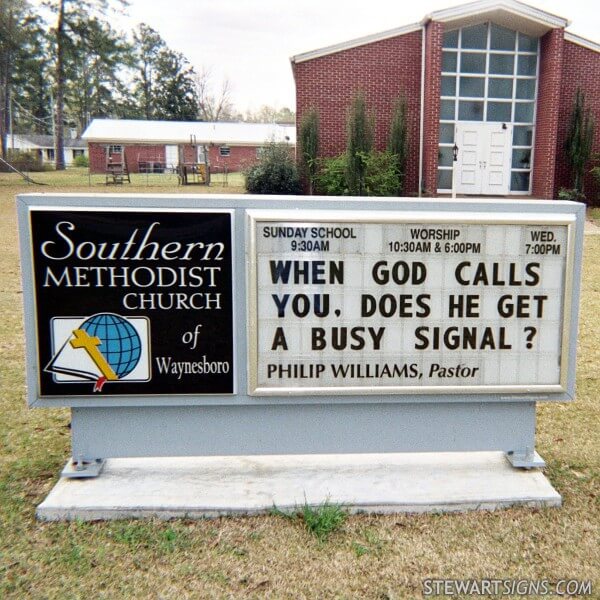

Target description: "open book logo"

left=46, top=313, right=151, bottom=392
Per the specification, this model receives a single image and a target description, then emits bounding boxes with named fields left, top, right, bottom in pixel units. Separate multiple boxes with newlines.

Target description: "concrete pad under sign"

left=37, top=452, right=561, bottom=521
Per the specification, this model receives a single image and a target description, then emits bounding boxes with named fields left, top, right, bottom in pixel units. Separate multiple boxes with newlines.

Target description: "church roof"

left=291, top=0, right=572, bottom=64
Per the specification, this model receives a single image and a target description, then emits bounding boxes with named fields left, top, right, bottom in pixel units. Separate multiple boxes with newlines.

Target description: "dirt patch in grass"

left=1, top=173, right=598, bottom=598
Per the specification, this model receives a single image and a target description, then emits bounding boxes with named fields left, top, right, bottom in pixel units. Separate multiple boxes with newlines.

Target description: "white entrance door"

left=455, top=122, right=512, bottom=195
left=165, top=145, right=178, bottom=168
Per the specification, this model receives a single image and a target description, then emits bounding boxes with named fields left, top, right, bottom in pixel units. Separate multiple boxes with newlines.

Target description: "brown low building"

left=82, top=119, right=296, bottom=175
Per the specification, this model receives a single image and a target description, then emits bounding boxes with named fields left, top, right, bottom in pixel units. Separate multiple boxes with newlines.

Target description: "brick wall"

left=208, top=145, right=262, bottom=173
left=89, top=142, right=265, bottom=174
left=294, top=29, right=423, bottom=195
left=422, top=21, right=443, bottom=196
left=88, top=143, right=108, bottom=173
left=555, top=40, right=600, bottom=202
left=531, top=29, right=564, bottom=198
left=88, top=143, right=166, bottom=174
left=127, top=145, right=166, bottom=173
left=182, top=144, right=195, bottom=164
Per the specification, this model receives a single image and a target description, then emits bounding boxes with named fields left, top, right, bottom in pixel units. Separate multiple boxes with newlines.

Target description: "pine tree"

left=153, top=49, right=198, bottom=121
left=12, top=15, right=52, bottom=135
left=65, top=16, right=133, bottom=132
left=43, top=0, right=128, bottom=169
left=0, top=0, right=49, bottom=157
left=131, top=23, right=165, bottom=120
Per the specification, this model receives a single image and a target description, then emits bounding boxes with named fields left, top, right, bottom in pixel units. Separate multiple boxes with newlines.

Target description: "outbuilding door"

left=455, top=122, right=512, bottom=195
left=165, top=145, right=178, bottom=168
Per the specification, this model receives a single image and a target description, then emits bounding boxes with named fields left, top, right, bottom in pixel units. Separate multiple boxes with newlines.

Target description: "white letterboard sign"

left=247, top=210, right=576, bottom=396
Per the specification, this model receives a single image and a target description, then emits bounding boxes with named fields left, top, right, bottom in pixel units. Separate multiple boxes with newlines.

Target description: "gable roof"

left=291, top=0, right=571, bottom=64
left=82, top=119, right=296, bottom=146
left=564, top=31, right=600, bottom=54
left=426, top=0, right=568, bottom=34
left=291, top=23, right=422, bottom=64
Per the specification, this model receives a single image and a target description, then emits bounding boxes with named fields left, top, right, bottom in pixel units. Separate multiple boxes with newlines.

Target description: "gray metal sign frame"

left=247, top=209, right=577, bottom=397
left=17, top=194, right=585, bottom=474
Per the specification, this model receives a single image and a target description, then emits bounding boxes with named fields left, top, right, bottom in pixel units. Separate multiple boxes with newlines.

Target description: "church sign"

left=247, top=211, right=575, bottom=396
left=27, top=208, right=234, bottom=397
left=17, top=195, right=584, bottom=475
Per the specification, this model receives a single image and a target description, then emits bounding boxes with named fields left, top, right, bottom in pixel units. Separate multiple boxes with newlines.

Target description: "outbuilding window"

left=219, top=146, right=230, bottom=157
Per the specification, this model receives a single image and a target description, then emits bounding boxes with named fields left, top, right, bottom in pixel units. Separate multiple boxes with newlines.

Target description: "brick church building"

left=291, top=0, right=600, bottom=199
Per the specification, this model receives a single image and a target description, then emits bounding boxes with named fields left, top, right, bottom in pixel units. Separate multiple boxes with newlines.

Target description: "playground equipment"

left=104, top=146, right=130, bottom=185
left=177, top=135, right=210, bottom=186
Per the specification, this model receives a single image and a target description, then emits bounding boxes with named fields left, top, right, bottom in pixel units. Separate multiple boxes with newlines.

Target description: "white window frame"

left=438, top=23, right=539, bottom=195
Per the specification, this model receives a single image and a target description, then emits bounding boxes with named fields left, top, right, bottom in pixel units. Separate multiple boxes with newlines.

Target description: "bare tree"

left=195, top=66, right=236, bottom=122
left=245, top=105, right=295, bottom=124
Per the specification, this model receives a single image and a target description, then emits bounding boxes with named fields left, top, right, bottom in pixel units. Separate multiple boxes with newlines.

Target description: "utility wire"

left=12, top=98, right=54, bottom=126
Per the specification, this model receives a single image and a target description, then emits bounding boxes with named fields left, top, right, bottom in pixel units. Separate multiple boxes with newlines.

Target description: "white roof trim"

left=564, top=31, right=600, bottom=54
left=82, top=119, right=296, bottom=146
left=290, top=23, right=421, bottom=64
left=8, top=134, right=87, bottom=150
left=425, top=0, right=569, bottom=29
left=85, top=138, right=272, bottom=147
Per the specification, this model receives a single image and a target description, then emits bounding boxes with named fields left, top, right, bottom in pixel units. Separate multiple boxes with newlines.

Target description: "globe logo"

left=46, top=312, right=149, bottom=392
left=79, top=313, right=142, bottom=379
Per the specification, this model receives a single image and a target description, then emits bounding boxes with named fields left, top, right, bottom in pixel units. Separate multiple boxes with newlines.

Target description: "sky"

left=92, top=0, right=600, bottom=113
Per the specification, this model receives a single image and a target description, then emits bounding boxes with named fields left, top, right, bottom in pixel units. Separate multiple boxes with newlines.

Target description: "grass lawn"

left=0, top=172, right=599, bottom=598
left=588, top=207, right=600, bottom=227
left=1, top=166, right=245, bottom=190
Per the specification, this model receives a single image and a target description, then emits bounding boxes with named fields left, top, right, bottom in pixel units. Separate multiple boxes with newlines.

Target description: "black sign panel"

left=30, top=209, right=234, bottom=396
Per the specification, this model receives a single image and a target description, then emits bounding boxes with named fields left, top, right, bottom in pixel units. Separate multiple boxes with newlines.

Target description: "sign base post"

left=61, top=457, right=106, bottom=479
left=506, top=449, right=546, bottom=469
